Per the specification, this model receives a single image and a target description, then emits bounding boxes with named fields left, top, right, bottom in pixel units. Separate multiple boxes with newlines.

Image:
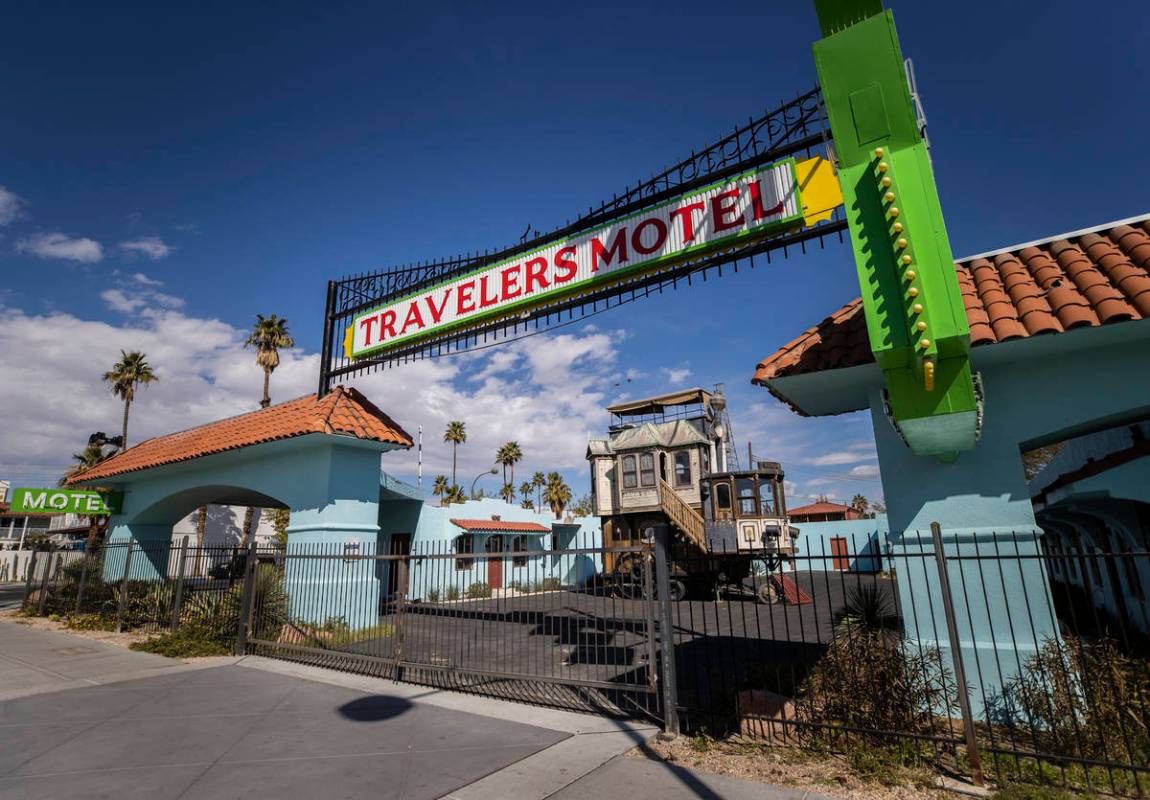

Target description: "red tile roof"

left=787, top=501, right=862, bottom=519
left=753, top=218, right=1150, bottom=387
left=66, top=386, right=412, bottom=484
left=450, top=518, right=550, bottom=533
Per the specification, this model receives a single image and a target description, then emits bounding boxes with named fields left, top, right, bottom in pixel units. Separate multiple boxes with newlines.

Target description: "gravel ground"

left=0, top=608, right=153, bottom=648
left=630, top=734, right=958, bottom=800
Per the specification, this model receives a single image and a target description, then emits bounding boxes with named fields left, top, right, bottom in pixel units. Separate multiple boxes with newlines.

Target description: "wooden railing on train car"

left=658, top=478, right=707, bottom=552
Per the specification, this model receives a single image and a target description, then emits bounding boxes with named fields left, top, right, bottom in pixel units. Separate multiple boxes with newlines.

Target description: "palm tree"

left=495, top=443, right=509, bottom=486
left=244, top=314, right=295, bottom=408
left=501, top=442, right=523, bottom=489
left=500, top=482, right=515, bottom=503
left=61, top=443, right=113, bottom=550
left=543, top=472, right=573, bottom=519
left=519, top=481, right=533, bottom=506
left=432, top=474, right=449, bottom=505
left=445, top=484, right=466, bottom=505
left=850, top=494, right=870, bottom=517
left=532, top=471, right=546, bottom=511
left=103, top=350, right=158, bottom=448
left=444, top=421, right=467, bottom=487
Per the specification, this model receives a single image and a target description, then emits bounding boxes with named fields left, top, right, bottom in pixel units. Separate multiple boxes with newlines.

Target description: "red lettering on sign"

left=631, top=218, right=668, bottom=255
left=670, top=201, right=705, bottom=243
left=400, top=302, right=425, bottom=335
left=525, top=257, right=550, bottom=293
left=479, top=275, right=500, bottom=308
left=425, top=288, right=452, bottom=324
left=748, top=180, right=785, bottom=220
left=380, top=310, right=398, bottom=340
left=359, top=315, right=379, bottom=345
left=591, top=228, right=629, bottom=272
left=457, top=281, right=476, bottom=315
left=711, top=189, right=743, bottom=233
left=553, top=246, right=578, bottom=283
left=501, top=264, right=522, bottom=299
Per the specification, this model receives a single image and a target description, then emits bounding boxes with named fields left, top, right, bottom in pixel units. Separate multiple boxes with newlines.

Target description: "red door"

left=486, top=535, right=504, bottom=589
left=830, top=537, right=850, bottom=571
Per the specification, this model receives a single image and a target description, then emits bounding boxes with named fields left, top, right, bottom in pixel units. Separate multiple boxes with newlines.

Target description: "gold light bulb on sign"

left=897, top=238, right=908, bottom=249
left=901, top=254, right=913, bottom=265
left=916, top=321, right=927, bottom=332
left=912, top=303, right=924, bottom=314
left=924, top=359, right=936, bottom=391
left=892, top=222, right=904, bottom=233
left=874, top=147, right=885, bottom=158
left=919, top=339, right=931, bottom=349
left=884, top=191, right=896, bottom=204
left=908, top=287, right=919, bottom=297
left=878, top=161, right=889, bottom=173
left=889, top=207, right=900, bottom=218
left=881, top=177, right=892, bottom=188
left=905, top=270, right=917, bottom=281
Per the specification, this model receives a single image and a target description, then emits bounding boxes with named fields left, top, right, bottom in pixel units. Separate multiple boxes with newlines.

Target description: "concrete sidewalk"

left=0, top=621, right=831, bottom=799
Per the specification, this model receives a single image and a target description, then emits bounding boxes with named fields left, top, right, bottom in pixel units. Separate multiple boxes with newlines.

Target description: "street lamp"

left=470, top=467, right=499, bottom=498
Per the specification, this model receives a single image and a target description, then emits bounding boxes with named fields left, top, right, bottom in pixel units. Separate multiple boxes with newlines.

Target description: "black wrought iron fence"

left=671, top=525, right=1150, bottom=797
left=19, top=524, right=1150, bottom=795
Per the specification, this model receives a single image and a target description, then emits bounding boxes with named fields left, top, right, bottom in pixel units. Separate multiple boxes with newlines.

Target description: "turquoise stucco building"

left=754, top=215, right=1150, bottom=714
left=67, top=386, right=602, bottom=629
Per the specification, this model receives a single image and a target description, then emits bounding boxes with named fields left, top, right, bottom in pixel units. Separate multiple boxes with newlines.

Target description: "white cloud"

left=0, top=186, right=27, bottom=226
left=0, top=300, right=624, bottom=497
left=120, top=236, right=173, bottom=260
left=662, top=366, right=692, bottom=384
left=101, top=274, right=185, bottom=314
left=848, top=464, right=881, bottom=479
left=16, top=232, right=104, bottom=263
left=808, top=450, right=871, bottom=466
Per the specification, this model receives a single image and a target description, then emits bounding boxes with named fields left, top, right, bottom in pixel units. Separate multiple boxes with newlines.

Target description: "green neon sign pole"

left=813, top=0, right=979, bottom=460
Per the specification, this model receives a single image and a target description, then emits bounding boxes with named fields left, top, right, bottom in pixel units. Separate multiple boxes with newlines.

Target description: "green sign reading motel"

left=9, top=488, right=123, bottom=516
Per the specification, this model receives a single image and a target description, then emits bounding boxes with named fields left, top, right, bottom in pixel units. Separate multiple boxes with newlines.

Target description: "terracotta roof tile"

left=450, top=519, right=550, bottom=533
left=66, top=386, right=412, bottom=484
left=787, top=501, right=862, bottom=519
left=753, top=217, right=1150, bottom=386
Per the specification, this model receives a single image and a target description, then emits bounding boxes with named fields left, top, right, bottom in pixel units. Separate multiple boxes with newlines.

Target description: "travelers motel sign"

left=346, top=158, right=804, bottom=358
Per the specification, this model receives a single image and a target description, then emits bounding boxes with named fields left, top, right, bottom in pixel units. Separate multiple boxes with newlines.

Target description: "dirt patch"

left=0, top=608, right=153, bottom=647
left=630, top=735, right=957, bottom=800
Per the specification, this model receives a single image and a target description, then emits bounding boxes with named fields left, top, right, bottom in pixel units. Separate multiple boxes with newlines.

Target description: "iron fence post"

left=642, top=549, right=659, bottom=697
left=73, top=549, right=93, bottom=616
left=115, top=541, right=136, bottom=633
left=652, top=523, right=680, bottom=737
left=931, top=522, right=984, bottom=787
left=21, top=549, right=39, bottom=611
left=234, top=538, right=259, bottom=656
left=36, top=553, right=54, bottom=615
left=170, top=537, right=189, bottom=632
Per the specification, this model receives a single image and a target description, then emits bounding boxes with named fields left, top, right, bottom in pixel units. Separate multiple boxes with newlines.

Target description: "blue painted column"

left=104, top=522, right=173, bottom=580
left=283, top=444, right=383, bottom=630
left=868, top=387, right=1060, bottom=719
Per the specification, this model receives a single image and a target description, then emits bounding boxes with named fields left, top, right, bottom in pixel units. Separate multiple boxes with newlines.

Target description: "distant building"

left=787, top=501, right=862, bottom=524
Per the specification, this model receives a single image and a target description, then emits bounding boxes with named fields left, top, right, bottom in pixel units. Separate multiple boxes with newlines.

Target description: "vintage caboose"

left=586, top=386, right=797, bottom=601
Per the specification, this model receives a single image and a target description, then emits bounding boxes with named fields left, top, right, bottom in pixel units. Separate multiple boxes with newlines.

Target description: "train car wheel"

left=757, top=580, right=780, bottom=605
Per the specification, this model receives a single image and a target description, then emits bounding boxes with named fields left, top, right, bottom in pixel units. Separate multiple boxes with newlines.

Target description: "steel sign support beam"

left=813, top=0, right=979, bottom=460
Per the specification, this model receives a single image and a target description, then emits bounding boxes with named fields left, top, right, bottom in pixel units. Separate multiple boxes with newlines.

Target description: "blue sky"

left=1, top=0, right=1146, bottom=505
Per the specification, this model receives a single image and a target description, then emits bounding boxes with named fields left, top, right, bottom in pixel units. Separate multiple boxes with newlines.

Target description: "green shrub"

left=425, top=588, right=441, bottom=603
left=445, top=586, right=461, bottom=601
left=64, top=613, right=117, bottom=631
left=999, top=634, right=1150, bottom=764
left=540, top=577, right=561, bottom=592
left=130, top=627, right=232, bottom=658
left=466, top=582, right=492, bottom=599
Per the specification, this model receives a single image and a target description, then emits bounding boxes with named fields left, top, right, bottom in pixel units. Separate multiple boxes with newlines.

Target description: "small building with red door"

left=787, top=500, right=863, bottom=524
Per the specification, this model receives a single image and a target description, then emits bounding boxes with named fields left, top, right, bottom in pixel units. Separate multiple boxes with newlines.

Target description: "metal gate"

left=242, top=531, right=670, bottom=723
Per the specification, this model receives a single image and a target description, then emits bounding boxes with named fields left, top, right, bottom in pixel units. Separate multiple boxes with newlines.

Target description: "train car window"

left=758, top=476, right=777, bottom=515
left=622, top=455, right=637, bottom=489
left=674, top=451, right=692, bottom=486
left=701, top=481, right=712, bottom=520
left=715, top=482, right=732, bottom=511
left=639, top=453, right=656, bottom=487
left=736, top=477, right=757, bottom=516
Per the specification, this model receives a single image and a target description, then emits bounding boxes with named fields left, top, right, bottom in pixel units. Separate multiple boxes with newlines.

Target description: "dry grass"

left=630, top=734, right=957, bottom=800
